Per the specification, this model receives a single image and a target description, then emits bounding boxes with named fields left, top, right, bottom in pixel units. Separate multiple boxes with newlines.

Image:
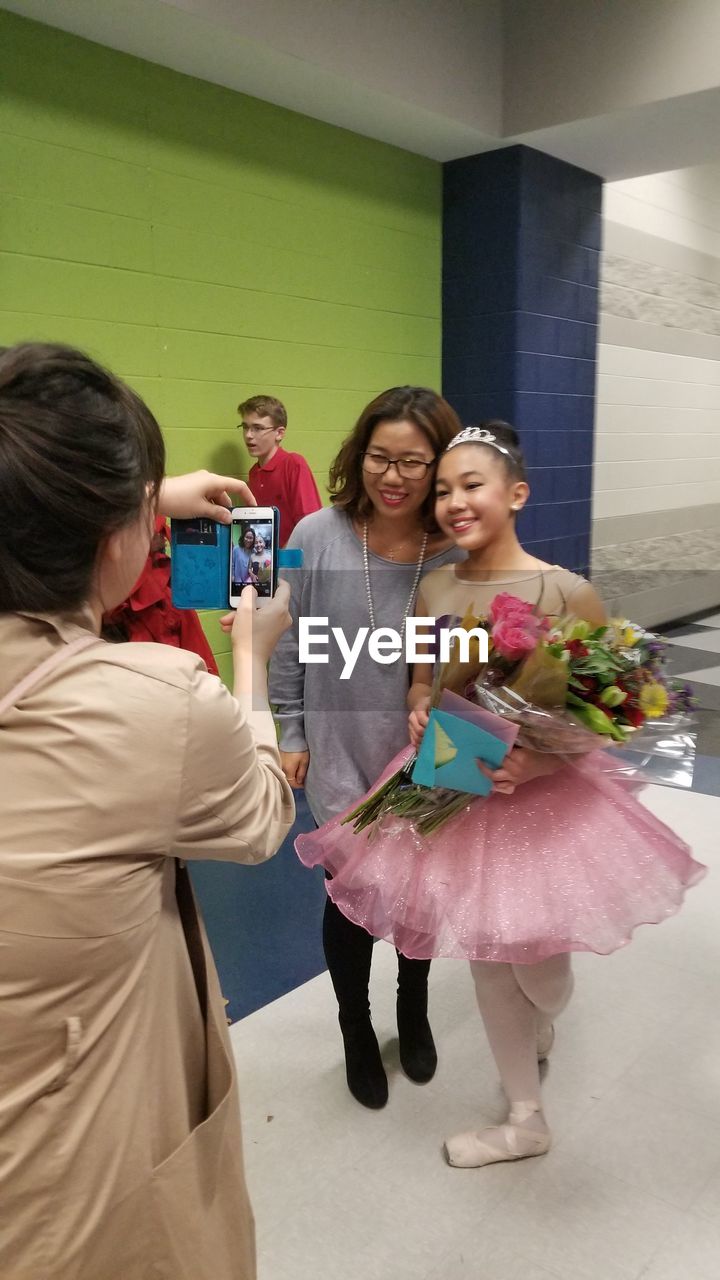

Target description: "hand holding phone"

left=220, top=581, right=292, bottom=668
left=159, top=472, right=256, bottom=522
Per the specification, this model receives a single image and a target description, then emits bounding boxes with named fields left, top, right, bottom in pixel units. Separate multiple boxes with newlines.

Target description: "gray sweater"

left=268, top=506, right=461, bottom=824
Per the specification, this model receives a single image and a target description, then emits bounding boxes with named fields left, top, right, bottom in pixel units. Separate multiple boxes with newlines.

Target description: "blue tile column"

left=442, top=145, right=602, bottom=573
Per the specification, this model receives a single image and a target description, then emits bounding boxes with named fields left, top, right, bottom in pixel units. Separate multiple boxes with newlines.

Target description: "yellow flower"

left=639, top=681, right=669, bottom=718
left=609, top=618, right=642, bottom=648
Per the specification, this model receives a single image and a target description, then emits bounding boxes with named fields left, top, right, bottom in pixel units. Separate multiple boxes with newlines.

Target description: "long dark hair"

left=0, top=342, right=165, bottom=612
left=328, top=386, right=461, bottom=530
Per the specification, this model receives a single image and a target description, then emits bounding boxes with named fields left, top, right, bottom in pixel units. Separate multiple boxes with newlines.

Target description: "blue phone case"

left=170, top=519, right=231, bottom=610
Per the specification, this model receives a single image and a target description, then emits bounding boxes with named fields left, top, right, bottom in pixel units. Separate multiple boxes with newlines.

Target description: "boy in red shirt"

left=238, top=394, right=322, bottom=545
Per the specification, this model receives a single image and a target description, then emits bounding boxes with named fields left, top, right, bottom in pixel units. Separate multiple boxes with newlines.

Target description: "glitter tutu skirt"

left=296, top=747, right=706, bottom=963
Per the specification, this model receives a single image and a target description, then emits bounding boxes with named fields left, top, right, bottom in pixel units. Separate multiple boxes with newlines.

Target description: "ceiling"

left=4, top=0, right=720, bottom=179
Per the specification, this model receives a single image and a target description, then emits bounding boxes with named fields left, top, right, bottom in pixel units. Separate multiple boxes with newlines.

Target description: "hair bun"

left=478, top=419, right=520, bottom=451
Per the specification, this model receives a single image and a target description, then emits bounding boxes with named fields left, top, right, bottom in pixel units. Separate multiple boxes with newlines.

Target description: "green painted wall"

left=0, top=11, right=442, bottom=677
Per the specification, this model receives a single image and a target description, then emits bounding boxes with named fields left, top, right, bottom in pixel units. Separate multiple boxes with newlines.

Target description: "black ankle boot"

left=339, top=1016, right=388, bottom=1109
left=396, top=994, right=437, bottom=1084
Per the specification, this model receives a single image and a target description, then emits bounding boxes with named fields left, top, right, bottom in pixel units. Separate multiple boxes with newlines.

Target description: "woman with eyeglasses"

left=269, top=386, right=463, bottom=1109
left=232, top=525, right=259, bottom=591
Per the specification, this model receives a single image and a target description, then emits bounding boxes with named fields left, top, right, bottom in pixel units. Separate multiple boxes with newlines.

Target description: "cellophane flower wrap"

left=342, top=592, right=696, bottom=838
left=474, top=600, right=696, bottom=754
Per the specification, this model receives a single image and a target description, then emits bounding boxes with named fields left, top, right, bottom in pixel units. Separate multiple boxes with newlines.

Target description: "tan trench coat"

left=0, top=610, right=295, bottom=1280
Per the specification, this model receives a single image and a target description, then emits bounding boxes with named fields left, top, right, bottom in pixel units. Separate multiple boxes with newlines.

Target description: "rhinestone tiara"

left=445, top=426, right=513, bottom=456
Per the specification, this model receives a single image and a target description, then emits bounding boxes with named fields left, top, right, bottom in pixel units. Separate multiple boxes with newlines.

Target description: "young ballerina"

left=250, top=532, right=273, bottom=596
left=296, top=421, right=705, bottom=1163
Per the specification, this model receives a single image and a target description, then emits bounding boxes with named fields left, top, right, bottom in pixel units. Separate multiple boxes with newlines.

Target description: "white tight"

left=470, top=956, right=574, bottom=1110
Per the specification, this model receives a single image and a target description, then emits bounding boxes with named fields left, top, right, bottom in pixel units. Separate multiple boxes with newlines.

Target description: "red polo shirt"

left=249, top=447, right=322, bottom=545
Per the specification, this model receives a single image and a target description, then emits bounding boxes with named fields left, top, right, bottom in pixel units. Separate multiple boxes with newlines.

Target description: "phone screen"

left=230, top=511, right=275, bottom=603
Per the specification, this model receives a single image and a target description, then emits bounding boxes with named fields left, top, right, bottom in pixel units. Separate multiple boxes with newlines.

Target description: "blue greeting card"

left=411, top=708, right=511, bottom=796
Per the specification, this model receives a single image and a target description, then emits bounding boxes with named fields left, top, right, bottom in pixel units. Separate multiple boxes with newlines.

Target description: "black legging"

left=322, top=892, right=430, bottom=1024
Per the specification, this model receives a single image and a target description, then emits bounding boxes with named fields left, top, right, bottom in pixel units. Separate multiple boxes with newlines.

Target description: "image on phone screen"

left=230, top=515, right=274, bottom=601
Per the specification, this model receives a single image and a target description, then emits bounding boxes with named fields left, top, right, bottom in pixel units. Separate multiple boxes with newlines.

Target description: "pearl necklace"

left=362, top=521, right=428, bottom=637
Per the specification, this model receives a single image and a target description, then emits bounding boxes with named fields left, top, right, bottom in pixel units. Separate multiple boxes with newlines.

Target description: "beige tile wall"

left=594, top=168, right=720, bottom=625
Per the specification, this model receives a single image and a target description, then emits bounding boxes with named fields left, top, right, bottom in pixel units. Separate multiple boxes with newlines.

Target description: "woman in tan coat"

left=0, top=343, right=295, bottom=1280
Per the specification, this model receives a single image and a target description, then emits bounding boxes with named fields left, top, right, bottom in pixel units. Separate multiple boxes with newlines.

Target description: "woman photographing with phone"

left=0, top=343, right=294, bottom=1280
left=269, top=386, right=463, bottom=1109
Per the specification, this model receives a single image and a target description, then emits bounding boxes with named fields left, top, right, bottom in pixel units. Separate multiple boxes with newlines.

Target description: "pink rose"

left=491, top=619, right=540, bottom=660
left=489, top=592, right=535, bottom=625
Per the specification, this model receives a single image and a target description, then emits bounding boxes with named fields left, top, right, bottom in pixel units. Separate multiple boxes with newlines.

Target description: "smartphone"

left=229, top=507, right=279, bottom=607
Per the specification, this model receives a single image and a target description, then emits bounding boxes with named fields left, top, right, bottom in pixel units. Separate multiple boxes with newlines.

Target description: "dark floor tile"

left=664, top=623, right=719, bottom=639
left=190, top=790, right=326, bottom=1022
left=692, top=753, right=720, bottom=798
left=666, top=646, right=720, bottom=676
left=693, top=706, right=720, bottom=758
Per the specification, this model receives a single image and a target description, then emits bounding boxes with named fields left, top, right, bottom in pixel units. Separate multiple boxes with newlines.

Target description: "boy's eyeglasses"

left=361, top=451, right=434, bottom=480
left=239, top=424, right=276, bottom=435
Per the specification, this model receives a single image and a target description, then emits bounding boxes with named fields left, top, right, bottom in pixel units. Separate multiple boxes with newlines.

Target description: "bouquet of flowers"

left=343, top=592, right=695, bottom=837
left=473, top=593, right=695, bottom=750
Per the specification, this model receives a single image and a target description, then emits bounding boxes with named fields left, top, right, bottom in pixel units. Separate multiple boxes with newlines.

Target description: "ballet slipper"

left=443, top=1102, right=551, bottom=1168
left=537, top=1023, right=555, bottom=1062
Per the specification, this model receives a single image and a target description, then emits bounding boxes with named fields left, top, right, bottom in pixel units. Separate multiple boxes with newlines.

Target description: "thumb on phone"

left=231, top=580, right=291, bottom=663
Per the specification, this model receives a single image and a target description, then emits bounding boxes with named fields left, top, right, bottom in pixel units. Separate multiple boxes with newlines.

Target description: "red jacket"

left=103, top=520, right=219, bottom=675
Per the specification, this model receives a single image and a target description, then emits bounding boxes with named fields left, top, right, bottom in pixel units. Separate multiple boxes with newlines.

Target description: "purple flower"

left=671, top=679, right=697, bottom=712
left=645, top=638, right=666, bottom=658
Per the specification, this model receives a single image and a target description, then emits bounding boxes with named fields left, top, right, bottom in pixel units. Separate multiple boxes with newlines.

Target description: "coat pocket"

left=148, top=1016, right=255, bottom=1280
left=0, top=1015, right=83, bottom=1103
left=46, top=1016, right=83, bottom=1092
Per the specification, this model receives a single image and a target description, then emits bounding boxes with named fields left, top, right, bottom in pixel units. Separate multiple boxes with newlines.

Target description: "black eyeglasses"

left=361, top=451, right=435, bottom=480
left=239, top=424, right=276, bottom=435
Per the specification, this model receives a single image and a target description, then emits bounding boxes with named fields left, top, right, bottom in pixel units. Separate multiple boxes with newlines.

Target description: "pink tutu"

left=296, top=747, right=706, bottom=962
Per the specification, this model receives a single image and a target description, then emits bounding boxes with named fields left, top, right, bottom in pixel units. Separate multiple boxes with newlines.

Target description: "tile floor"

left=231, top=781, right=720, bottom=1280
